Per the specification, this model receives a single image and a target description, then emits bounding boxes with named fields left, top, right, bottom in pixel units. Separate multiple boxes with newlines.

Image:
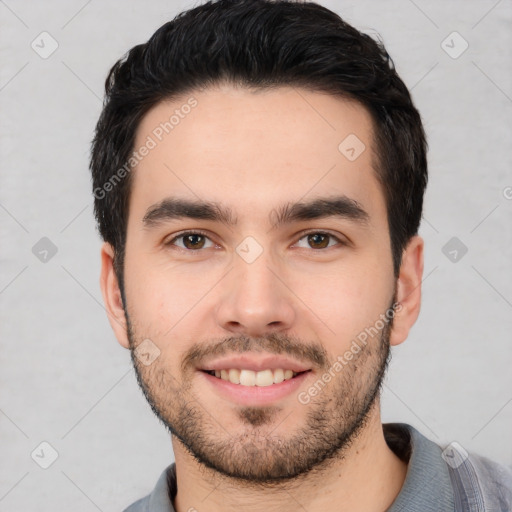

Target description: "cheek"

left=295, top=261, right=392, bottom=345
left=124, top=257, right=172, bottom=334
left=124, top=255, right=217, bottom=352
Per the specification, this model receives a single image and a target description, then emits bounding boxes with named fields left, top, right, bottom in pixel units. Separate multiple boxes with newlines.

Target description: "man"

left=90, top=0, right=512, bottom=510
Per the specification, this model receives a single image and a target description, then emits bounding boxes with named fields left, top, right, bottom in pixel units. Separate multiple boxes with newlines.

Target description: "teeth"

left=239, top=369, right=256, bottom=386
left=255, top=369, right=273, bottom=387
left=211, top=368, right=300, bottom=386
left=273, top=368, right=284, bottom=384
left=228, top=368, right=240, bottom=384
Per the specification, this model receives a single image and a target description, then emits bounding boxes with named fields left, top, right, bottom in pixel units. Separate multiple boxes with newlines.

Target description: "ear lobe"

left=390, top=235, right=424, bottom=347
left=99, top=242, right=130, bottom=349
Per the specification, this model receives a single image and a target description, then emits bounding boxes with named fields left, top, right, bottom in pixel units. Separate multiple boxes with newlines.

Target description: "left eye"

left=295, top=232, right=341, bottom=250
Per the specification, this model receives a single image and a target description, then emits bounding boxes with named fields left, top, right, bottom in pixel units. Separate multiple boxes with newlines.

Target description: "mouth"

left=197, top=354, right=314, bottom=404
left=201, top=368, right=311, bottom=387
left=199, top=367, right=312, bottom=406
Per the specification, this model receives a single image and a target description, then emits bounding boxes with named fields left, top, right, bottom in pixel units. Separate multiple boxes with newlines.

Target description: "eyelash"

left=164, top=230, right=346, bottom=252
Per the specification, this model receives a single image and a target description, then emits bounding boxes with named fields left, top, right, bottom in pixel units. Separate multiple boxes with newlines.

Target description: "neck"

left=171, top=405, right=408, bottom=512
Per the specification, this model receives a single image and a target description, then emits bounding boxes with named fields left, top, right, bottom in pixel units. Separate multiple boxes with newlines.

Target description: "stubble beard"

left=126, top=306, right=393, bottom=484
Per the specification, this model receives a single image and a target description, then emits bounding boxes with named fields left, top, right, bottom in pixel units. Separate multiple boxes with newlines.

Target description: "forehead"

left=129, top=85, right=384, bottom=225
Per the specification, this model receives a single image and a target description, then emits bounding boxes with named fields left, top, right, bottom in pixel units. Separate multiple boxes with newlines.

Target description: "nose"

left=215, top=248, right=296, bottom=337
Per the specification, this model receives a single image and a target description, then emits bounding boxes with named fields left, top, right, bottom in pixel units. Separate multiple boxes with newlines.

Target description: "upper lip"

left=199, top=354, right=312, bottom=373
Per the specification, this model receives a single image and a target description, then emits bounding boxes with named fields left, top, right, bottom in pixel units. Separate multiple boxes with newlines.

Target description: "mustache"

left=181, top=332, right=329, bottom=373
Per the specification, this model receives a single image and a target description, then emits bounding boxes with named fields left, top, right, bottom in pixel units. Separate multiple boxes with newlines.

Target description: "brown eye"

left=295, top=232, right=341, bottom=250
left=166, top=232, right=214, bottom=250
left=307, top=233, right=330, bottom=249
left=182, top=234, right=206, bottom=249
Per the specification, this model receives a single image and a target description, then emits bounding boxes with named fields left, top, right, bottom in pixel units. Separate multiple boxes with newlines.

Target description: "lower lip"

left=199, top=370, right=311, bottom=406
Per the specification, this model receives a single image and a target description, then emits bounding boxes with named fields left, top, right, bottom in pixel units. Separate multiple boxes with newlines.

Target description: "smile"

left=203, top=368, right=307, bottom=386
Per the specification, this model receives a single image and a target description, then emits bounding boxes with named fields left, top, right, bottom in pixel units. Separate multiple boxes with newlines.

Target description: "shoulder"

left=441, top=440, right=512, bottom=510
left=121, top=464, right=176, bottom=512
left=384, top=423, right=512, bottom=510
left=122, top=495, right=150, bottom=512
left=465, top=452, right=512, bottom=507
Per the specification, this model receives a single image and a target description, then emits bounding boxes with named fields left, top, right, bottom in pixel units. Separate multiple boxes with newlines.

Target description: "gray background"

left=1, top=0, right=511, bottom=510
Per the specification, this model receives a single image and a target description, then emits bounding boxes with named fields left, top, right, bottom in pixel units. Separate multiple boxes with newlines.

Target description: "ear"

left=390, top=235, right=424, bottom=347
left=99, top=242, right=130, bottom=349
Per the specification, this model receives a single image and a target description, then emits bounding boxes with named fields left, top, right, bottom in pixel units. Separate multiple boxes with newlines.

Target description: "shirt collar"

left=385, top=422, right=455, bottom=511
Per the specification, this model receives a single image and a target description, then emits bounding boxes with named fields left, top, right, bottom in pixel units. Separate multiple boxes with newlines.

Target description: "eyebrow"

left=142, top=195, right=370, bottom=229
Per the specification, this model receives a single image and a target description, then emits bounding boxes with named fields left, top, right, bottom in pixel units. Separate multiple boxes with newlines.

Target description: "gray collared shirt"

left=123, top=423, right=512, bottom=511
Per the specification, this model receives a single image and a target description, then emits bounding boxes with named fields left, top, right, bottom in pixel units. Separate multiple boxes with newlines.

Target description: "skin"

left=100, top=84, right=424, bottom=512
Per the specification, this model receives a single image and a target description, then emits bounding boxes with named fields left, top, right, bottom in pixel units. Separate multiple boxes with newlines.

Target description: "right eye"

left=165, top=231, right=216, bottom=251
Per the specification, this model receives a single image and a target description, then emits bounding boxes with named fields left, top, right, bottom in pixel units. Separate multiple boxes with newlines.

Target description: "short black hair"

left=90, top=0, right=428, bottom=299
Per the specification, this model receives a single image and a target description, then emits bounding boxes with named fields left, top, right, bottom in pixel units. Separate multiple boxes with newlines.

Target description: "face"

left=101, top=84, right=421, bottom=482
